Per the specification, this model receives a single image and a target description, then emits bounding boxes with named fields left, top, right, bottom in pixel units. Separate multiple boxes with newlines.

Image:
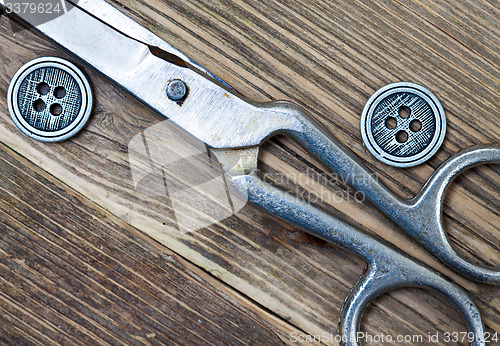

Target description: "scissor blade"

left=77, top=0, right=190, bottom=63
left=2, top=0, right=169, bottom=82
left=2, top=0, right=299, bottom=148
left=74, top=0, right=230, bottom=86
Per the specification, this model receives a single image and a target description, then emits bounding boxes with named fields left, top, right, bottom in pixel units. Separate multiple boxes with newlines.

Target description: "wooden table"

left=0, top=0, right=498, bottom=344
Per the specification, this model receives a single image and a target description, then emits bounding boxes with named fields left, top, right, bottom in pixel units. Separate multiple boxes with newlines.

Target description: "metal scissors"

left=3, top=1, right=499, bottom=344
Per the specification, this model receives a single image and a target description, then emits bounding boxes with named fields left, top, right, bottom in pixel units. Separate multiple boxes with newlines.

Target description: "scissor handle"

left=230, top=172, right=485, bottom=346
left=407, top=146, right=500, bottom=283
left=273, top=101, right=500, bottom=283
left=340, top=263, right=485, bottom=346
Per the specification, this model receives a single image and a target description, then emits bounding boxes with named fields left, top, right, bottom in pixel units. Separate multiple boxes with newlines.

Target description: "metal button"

left=7, top=57, right=93, bottom=142
left=360, top=82, right=446, bottom=167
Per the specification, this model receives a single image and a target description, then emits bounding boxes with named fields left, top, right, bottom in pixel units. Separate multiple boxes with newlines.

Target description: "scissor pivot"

left=166, top=79, right=187, bottom=101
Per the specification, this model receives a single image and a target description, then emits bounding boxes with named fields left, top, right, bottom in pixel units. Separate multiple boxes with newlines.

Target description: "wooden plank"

left=0, top=0, right=498, bottom=344
left=0, top=143, right=296, bottom=344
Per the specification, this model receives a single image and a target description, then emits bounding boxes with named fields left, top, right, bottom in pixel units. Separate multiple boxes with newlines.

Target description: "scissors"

left=2, top=1, right=499, bottom=344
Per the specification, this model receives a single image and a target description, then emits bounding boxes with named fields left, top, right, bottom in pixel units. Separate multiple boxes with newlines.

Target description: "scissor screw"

left=167, top=79, right=187, bottom=101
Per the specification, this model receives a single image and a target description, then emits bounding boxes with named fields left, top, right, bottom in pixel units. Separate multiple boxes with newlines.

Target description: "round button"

left=7, top=57, right=93, bottom=142
left=360, top=82, right=446, bottom=167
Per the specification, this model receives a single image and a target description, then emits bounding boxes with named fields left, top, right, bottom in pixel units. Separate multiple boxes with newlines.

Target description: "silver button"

left=360, top=82, right=446, bottom=167
left=7, top=57, right=93, bottom=142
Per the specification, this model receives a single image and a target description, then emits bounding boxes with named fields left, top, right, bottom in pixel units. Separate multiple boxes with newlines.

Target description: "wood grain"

left=0, top=0, right=499, bottom=345
left=0, top=142, right=298, bottom=344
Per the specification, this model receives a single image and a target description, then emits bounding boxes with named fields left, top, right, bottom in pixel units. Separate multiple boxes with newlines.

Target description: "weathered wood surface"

left=0, top=0, right=498, bottom=345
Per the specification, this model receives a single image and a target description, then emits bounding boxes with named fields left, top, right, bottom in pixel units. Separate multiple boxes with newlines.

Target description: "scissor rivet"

left=167, top=79, right=187, bottom=101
